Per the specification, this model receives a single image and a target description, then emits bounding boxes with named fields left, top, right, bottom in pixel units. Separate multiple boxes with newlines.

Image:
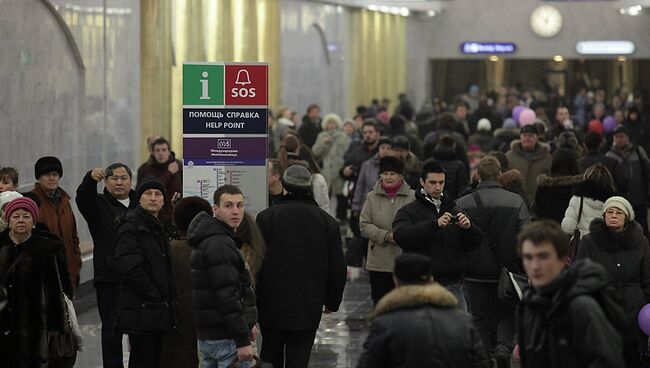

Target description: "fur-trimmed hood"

left=498, top=169, right=523, bottom=188
left=536, top=174, right=583, bottom=188
left=588, top=217, right=646, bottom=251
left=572, top=180, right=617, bottom=202
left=373, top=283, right=458, bottom=317
left=509, top=139, right=551, bottom=157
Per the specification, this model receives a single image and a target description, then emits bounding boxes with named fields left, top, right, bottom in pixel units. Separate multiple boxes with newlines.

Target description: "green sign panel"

left=183, top=63, right=225, bottom=106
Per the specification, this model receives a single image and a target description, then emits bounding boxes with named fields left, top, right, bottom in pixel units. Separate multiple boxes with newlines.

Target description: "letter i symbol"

left=200, top=71, right=210, bottom=100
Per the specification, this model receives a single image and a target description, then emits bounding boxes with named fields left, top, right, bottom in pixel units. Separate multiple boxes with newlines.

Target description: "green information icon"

left=183, top=63, right=224, bottom=106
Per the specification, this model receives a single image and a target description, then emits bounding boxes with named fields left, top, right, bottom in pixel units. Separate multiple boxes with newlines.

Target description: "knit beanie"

left=379, top=156, right=405, bottom=175
left=282, top=165, right=312, bottom=190
left=136, top=177, right=167, bottom=201
left=477, top=118, right=492, bottom=132
left=173, top=196, right=212, bottom=234
left=4, top=197, right=39, bottom=223
left=34, top=156, right=63, bottom=179
left=0, top=191, right=22, bottom=211
left=394, top=253, right=433, bottom=285
left=602, top=196, right=635, bottom=222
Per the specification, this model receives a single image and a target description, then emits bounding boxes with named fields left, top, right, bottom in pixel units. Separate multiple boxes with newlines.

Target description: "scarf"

left=381, top=180, right=403, bottom=199
left=420, top=188, right=442, bottom=213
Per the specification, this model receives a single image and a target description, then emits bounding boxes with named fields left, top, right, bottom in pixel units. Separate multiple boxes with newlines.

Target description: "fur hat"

left=4, top=197, right=39, bottom=223
left=34, top=156, right=63, bottom=179
left=173, top=197, right=212, bottom=234
left=0, top=191, right=22, bottom=211
left=136, top=177, right=167, bottom=201
left=321, top=113, right=343, bottom=130
left=477, top=118, right=492, bottom=132
left=379, top=156, right=405, bottom=175
left=602, top=196, right=635, bottom=222
left=282, top=165, right=312, bottom=190
left=394, top=253, right=433, bottom=284
left=520, top=124, right=537, bottom=135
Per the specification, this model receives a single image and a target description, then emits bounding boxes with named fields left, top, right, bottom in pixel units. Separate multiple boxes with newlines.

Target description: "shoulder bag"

left=49, top=257, right=83, bottom=358
left=566, top=196, right=583, bottom=264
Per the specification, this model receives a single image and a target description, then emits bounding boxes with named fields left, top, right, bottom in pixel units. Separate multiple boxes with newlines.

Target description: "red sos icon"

left=225, top=64, right=268, bottom=106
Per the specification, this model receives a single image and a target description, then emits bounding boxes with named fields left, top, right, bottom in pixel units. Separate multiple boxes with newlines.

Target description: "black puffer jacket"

left=456, top=181, right=530, bottom=280
left=115, top=206, right=177, bottom=335
left=517, top=259, right=627, bottom=368
left=393, top=189, right=482, bottom=282
left=533, top=174, right=583, bottom=223
left=256, top=193, right=347, bottom=330
left=577, top=218, right=650, bottom=353
left=76, top=170, right=137, bottom=284
left=357, top=284, right=489, bottom=368
left=187, top=212, right=257, bottom=347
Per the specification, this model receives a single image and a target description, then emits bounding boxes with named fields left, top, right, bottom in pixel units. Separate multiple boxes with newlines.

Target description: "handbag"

left=566, top=196, right=584, bottom=264
left=49, top=258, right=83, bottom=358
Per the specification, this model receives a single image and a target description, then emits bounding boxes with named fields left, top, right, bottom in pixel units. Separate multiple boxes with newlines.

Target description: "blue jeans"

left=441, top=280, right=467, bottom=312
left=198, top=339, right=255, bottom=368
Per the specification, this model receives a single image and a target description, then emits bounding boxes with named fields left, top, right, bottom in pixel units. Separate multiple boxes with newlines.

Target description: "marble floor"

left=74, top=269, right=372, bottom=368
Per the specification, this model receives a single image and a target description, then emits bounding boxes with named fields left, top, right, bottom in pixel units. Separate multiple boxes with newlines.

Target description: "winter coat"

left=491, top=128, right=519, bottom=153
left=429, top=147, right=469, bottom=201
left=360, top=180, right=415, bottom=273
left=456, top=180, right=531, bottom=279
left=577, top=218, right=650, bottom=353
left=423, top=129, right=470, bottom=171
left=352, top=154, right=381, bottom=212
left=0, top=229, right=72, bottom=368
left=31, top=183, right=81, bottom=290
left=517, top=259, right=626, bottom=368
left=607, top=144, right=650, bottom=206
left=468, top=131, right=495, bottom=153
left=357, top=284, right=489, bottom=368
left=76, top=170, right=137, bottom=285
left=312, top=173, right=330, bottom=213
left=561, top=180, right=617, bottom=238
left=505, top=141, right=552, bottom=205
left=393, top=189, right=482, bottom=282
left=341, top=142, right=377, bottom=183
left=578, top=152, right=627, bottom=194
left=161, top=237, right=198, bottom=368
left=312, top=130, right=351, bottom=195
left=115, top=206, right=177, bottom=335
left=298, top=118, right=322, bottom=148
left=533, top=174, right=583, bottom=223
left=187, top=212, right=257, bottom=347
left=256, top=193, right=347, bottom=330
left=625, top=120, right=650, bottom=154
left=136, top=156, right=183, bottom=223
left=498, top=169, right=531, bottom=209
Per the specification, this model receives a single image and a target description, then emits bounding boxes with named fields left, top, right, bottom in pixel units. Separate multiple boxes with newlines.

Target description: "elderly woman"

left=360, top=156, right=415, bottom=305
left=576, top=196, right=650, bottom=357
left=0, top=197, right=73, bottom=367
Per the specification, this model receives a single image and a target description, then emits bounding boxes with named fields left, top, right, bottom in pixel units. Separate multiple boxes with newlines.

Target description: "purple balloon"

left=513, top=106, right=525, bottom=123
left=639, top=304, right=650, bottom=335
left=519, top=108, right=536, bottom=126
left=603, top=116, right=616, bottom=133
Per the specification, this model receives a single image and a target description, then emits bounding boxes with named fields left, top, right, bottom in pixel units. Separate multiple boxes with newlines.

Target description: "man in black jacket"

left=256, top=165, right=347, bottom=368
left=115, top=177, right=177, bottom=368
left=357, top=253, right=489, bottom=368
left=393, top=160, right=482, bottom=312
left=187, top=185, right=257, bottom=367
left=516, top=220, right=627, bottom=368
left=76, top=163, right=136, bottom=368
left=456, top=156, right=530, bottom=367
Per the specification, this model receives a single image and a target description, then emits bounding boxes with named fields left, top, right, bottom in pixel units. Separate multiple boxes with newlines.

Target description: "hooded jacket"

left=517, top=259, right=626, bottom=368
left=429, top=147, right=469, bottom=201
left=76, top=170, right=137, bottom=284
left=360, top=180, right=415, bottom=273
left=393, top=189, right=482, bottom=282
left=357, top=284, right=489, bottom=368
left=506, top=140, right=552, bottom=205
left=533, top=174, right=583, bottom=223
left=561, top=180, right=617, bottom=238
left=187, top=212, right=257, bottom=347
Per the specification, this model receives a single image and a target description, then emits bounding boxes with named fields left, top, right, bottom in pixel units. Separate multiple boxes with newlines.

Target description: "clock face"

left=530, top=5, right=563, bottom=38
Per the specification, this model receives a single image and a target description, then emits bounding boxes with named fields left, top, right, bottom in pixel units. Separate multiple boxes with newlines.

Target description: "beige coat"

left=505, top=140, right=552, bottom=206
left=360, top=180, right=415, bottom=273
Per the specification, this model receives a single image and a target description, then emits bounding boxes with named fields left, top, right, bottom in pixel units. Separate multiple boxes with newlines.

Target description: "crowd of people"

left=0, top=82, right=649, bottom=368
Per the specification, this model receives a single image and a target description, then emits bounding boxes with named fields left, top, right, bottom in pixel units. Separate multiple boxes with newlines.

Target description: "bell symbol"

left=235, top=69, right=252, bottom=85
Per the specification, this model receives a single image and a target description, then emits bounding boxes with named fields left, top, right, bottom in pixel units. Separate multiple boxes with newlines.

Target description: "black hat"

left=612, top=125, right=629, bottom=136
left=394, top=253, right=433, bottom=284
left=377, top=136, right=392, bottom=148
left=282, top=165, right=312, bottom=190
left=34, top=156, right=63, bottom=179
left=392, top=135, right=410, bottom=151
left=136, top=176, right=167, bottom=201
left=173, top=197, right=212, bottom=234
left=520, top=124, right=537, bottom=135
left=379, top=156, right=405, bottom=175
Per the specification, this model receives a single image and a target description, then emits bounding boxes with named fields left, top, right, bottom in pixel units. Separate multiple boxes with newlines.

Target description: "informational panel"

left=183, top=62, right=268, bottom=214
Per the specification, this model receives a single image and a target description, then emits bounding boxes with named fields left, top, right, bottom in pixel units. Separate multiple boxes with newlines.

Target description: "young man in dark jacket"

left=517, top=220, right=627, bottom=368
left=256, top=165, right=347, bottom=368
left=76, top=163, right=136, bottom=368
left=357, top=253, right=489, bottom=368
left=392, top=160, right=482, bottom=312
left=187, top=185, right=258, bottom=367
left=115, top=177, right=177, bottom=368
